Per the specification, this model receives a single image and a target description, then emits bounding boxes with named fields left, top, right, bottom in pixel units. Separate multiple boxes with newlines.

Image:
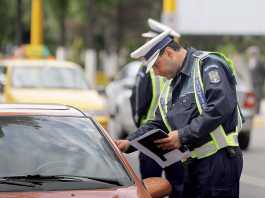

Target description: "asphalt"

left=240, top=123, right=265, bottom=197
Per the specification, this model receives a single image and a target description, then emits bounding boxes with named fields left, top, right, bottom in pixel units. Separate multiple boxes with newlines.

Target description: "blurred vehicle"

left=0, top=59, right=109, bottom=129
left=0, top=66, right=5, bottom=103
left=106, top=59, right=256, bottom=150
left=235, top=58, right=256, bottom=150
left=106, top=61, right=142, bottom=138
left=0, top=104, right=171, bottom=198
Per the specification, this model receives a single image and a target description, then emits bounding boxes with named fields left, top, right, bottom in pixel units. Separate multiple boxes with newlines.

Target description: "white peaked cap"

left=131, top=30, right=172, bottom=73
left=141, top=31, right=159, bottom=38
left=142, top=18, right=181, bottom=38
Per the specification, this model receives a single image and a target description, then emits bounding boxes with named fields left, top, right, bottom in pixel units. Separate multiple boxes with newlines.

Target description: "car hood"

left=0, top=186, right=141, bottom=198
left=7, top=89, right=107, bottom=111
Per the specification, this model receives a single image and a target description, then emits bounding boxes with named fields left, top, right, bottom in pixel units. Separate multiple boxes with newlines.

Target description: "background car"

left=234, top=56, right=256, bottom=150
left=0, top=59, right=109, bottom=129
left=106, top=61, right=142, bottom=138
left=0, top=104, right=171, bottom=198
left=106, top=59, right=256, bottom=150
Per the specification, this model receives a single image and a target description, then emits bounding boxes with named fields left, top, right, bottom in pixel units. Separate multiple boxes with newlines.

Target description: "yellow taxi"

left=0, top=59, right=109, bottom=129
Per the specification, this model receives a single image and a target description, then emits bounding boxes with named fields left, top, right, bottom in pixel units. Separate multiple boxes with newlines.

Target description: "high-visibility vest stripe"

left=158, top=79, right=173, bottom=131
left=141, top=68, right=166, bottom=124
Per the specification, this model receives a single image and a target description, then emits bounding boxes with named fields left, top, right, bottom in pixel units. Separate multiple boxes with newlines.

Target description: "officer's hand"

left=114, top=139, right=129, bottom=152
left=154, top=130, right=181, bottom=150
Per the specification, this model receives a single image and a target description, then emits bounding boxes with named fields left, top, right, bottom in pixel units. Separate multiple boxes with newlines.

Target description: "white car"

left=235, top=58, right=256, bottom=150
left=106, top=61, right=142, bottom=138
left=107, top=59, right=256, bottom=150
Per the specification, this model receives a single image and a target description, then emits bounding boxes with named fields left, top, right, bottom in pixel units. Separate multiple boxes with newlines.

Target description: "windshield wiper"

left=2, top=175, right=122, bottom=186
left=55, top=175, right=122, bottom=186
left=0, top=178, right=36, bottom=187
left=2, top=175, right=81, bottom=183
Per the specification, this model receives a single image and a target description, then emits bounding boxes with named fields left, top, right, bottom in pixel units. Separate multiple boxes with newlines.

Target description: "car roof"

left=0, top=104, right=86, bottom=117
left=0, top=59, right=81, bottom=69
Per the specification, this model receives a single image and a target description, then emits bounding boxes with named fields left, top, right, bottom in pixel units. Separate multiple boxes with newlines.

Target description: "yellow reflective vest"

left=140, top=68, right=166, bottom=125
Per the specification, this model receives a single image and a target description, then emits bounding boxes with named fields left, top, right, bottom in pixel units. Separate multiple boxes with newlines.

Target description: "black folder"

left=137, top=129, right=170, bottom=161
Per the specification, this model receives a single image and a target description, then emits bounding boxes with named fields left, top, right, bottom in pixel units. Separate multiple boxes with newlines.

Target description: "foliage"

left=182, top=35, right=265, bottom=61
left=2, top=0, right=265, bottom=64
left=0, top=0, right=17, bottom=47
left=217, top=44, right=238, bottom=56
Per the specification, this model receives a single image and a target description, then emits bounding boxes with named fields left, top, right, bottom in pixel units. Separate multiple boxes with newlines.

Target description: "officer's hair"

left=159, top=41, right=182, bottom=55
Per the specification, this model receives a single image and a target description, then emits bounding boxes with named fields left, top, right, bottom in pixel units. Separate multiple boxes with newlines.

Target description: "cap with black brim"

left=130, top=30, right=172, bottom=73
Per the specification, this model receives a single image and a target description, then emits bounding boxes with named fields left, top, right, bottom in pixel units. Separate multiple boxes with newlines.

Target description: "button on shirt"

left=128, top=48, right=238, bottom=151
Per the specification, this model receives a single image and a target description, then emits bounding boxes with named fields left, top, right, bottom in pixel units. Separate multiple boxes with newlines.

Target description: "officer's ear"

left=164, top=47, right=175, bottom=58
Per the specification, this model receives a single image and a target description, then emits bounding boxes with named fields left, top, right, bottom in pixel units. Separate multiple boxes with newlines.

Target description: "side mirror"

left=143, top=177, right=172, bottom=198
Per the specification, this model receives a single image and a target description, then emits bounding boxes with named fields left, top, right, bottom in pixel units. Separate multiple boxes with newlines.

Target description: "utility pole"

left=161, top=0, right=178, bottom=31
left=31, top=0, right=43, bottom=45
left=24, top=0, right=50, bottom=59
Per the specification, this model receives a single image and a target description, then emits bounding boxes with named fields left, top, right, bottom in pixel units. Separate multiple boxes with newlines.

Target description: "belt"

left=183, top=146, right=240, bottom=165
left=225, top=146, right=241, bottom=158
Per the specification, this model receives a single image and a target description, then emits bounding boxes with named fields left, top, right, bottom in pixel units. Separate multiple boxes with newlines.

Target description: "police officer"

left=116, top=30, right=243, bottom=198
left=130, top=19, right=183, bottom=198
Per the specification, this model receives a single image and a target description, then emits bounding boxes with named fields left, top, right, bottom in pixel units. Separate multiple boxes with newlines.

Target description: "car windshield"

left=12, top=66, right=89, bottom=89
left=0, top=116, right=133, bottom=190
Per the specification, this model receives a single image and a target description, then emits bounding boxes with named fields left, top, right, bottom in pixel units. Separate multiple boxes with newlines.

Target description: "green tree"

left=46, top=0, right=70, bottom=46
left=15, top=0, right=23, bottom=45
left=0, top=0, right=16, bottom=47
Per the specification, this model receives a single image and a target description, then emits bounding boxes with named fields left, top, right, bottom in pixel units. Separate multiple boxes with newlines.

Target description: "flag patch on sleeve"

left=208, top=70, right=221, bottom=83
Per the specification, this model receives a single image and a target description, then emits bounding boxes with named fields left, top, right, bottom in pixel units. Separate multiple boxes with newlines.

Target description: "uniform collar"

left=171, top=47, right=196, bottom=85
left=180, top=47, right=196, bottom=77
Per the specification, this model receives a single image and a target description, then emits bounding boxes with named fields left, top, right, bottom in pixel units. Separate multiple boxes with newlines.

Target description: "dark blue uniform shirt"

left=128, top=48, right=238, bottom=150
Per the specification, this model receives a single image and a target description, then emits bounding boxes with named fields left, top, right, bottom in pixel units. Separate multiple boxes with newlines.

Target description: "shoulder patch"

left=208, top=69, right=221, bottom=83
left=204, top=65, right=219, bottom=72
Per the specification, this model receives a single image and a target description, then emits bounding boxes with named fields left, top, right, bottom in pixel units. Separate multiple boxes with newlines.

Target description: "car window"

left=12, top=66, right=89, bottom=89
left=0, top=116, right=133, bottom=188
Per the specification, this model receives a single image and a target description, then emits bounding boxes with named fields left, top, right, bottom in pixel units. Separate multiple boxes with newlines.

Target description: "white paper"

left=130, top=130, right=191, bottom=168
